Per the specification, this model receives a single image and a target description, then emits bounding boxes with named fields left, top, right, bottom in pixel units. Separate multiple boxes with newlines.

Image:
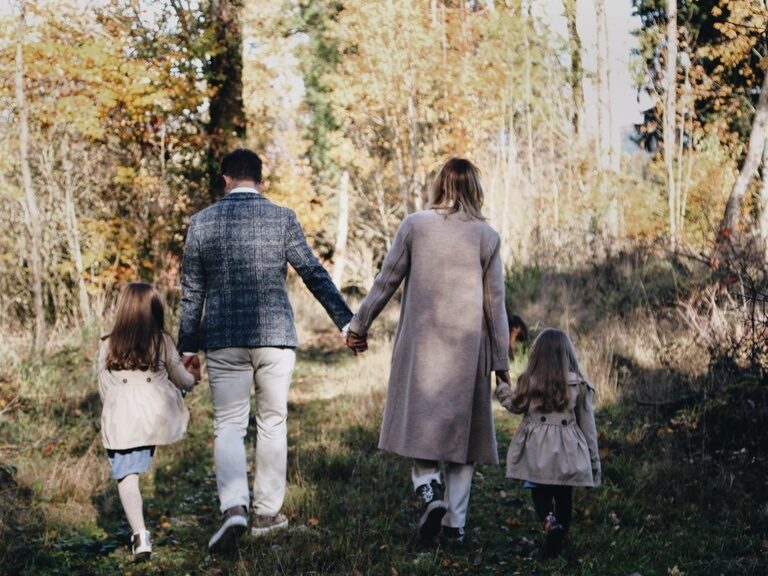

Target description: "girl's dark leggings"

left=531, top=485, right=573, bottom=531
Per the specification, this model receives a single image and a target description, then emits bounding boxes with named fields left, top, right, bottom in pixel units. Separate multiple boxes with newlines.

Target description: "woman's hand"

left=494, top=371, right=515, bottom=412
left=345, top=331, right=368, bottom=355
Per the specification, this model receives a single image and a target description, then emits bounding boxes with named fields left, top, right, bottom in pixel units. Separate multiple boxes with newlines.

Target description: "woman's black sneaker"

left=415, top=480, right=447, bottom=540
left=441, top=526, right=465, bottom=546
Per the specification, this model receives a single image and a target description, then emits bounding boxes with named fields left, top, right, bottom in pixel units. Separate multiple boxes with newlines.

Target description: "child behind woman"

left=98, top=283, right=199, bottom=561
left=496, top=328, right=601, bottom=556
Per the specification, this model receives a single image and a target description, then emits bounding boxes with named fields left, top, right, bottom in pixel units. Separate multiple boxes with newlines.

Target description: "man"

left=178, top=149, right=358, bottom=552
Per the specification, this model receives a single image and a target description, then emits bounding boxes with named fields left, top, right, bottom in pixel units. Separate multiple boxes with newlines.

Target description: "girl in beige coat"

left=348, top=158, right=510, bottom=545
left=98, top=283, right=199, bottom=560
left=496, top=328, right=600, bottom=556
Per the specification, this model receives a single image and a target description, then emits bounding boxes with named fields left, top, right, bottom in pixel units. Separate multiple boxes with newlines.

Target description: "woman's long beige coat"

left=349, top=210, right=509, bottom=465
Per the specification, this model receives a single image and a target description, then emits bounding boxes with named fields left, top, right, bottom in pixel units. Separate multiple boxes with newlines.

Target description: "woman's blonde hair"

left=511, top=328, right=584, bottom=413
left=430, top=157, right=485, bottom=220
left=104, top=283, right=167, bottom=371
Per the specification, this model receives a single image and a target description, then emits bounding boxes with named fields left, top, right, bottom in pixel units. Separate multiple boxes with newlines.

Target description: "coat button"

left=562, top=419, right=568, bottom=425
left=540, top=416, right=546, bottom=422
left=122, top=378, right=127, bottom=383
left=146, top=377, right=151, bottom=382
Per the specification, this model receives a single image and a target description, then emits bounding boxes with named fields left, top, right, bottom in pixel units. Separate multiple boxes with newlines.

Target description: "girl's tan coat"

left=98, top=334, right=194, bottom=450
left=349, top=210, right=509, bottom=465
left=497, top=373, right=601, bottom=487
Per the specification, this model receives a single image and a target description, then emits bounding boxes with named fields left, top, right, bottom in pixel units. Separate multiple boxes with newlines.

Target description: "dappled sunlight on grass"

left=1, top=274, right=766, bottom=574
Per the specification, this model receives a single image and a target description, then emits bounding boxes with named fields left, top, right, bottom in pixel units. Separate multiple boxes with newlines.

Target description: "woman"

left=347, top=158, right=510, bottom=544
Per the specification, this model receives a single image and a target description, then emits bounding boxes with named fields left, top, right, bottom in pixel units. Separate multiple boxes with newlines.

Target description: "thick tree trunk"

left=563, top=0, right=583, bottom=137
left=332, top=170, right=349, bottom=289
left=206, top=0, right=246, bottom=199
left=16, top=1, right=46, bottom=352
left=720, top=69, right=768, bottom=237
left=664, top=0, right=678, bottom=249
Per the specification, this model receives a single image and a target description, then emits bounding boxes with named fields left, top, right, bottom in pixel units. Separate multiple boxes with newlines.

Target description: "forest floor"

left=2, top=255, right=768, bottom=575
left=1, top=327, right=767, bottom=576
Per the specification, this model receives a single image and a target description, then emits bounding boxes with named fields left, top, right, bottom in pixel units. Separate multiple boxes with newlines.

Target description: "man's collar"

left=229, top=186, right=260, bottom=195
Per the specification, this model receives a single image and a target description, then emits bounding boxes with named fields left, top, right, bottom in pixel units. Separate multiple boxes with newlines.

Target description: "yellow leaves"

left=113, top=166, right=136, bottom=186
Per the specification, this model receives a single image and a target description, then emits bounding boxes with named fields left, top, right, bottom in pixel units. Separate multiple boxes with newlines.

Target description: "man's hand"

left=345, top=331, right=368, bottom=356
left=495, top=370, right=510, bottom=386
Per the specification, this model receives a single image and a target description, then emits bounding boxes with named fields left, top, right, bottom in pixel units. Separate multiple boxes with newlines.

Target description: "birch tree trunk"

left=332, top=170, right=349, bottom=289
left=720, top=69, right=768, bottom=237
left=595, top=0, right=610, bottom=171
left=663, top=0, right=678, bottom=249
left=61, top=136, right=90, bottom=322
left=16, top=1, right=46, bottom=351
left=758, top=140, right=768, bottom=258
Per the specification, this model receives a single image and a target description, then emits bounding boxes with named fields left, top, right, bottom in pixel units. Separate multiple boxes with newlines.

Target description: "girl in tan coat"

left=348, top=158, right=510, bottom=545
left=98, top=283, right=199, bottom=560
left=496, top=328, right=601, bottom=556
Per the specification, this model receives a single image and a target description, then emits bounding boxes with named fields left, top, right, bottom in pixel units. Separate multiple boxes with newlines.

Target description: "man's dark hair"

left=220, top=149, right=263, bottom=183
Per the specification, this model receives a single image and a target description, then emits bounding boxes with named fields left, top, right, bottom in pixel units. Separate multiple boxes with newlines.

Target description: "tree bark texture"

left=721, top=69, right=768, bottom=237
left=206, top=0, right=246, bottom=199
left=16, top=0, right=47, bottom=351
left=563, top=0, right=583, bottom=137
left=664, top=0, right=678, bottom=248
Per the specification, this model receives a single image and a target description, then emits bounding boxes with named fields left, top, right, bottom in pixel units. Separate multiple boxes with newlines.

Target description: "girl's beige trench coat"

left=98, top=334, right=195, bottom=450
left=349, top=209, right=510, bottom=465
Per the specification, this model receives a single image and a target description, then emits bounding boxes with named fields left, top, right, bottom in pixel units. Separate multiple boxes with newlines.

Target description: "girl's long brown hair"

left=104, top=283, right=167, bottom=371
left=511, top=328, right=584, bottom=413
left=430, top=157, right=486, bottom=220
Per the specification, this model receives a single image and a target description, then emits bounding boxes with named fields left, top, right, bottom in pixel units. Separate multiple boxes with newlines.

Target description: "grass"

left=1, top=268, right=767, bottom=575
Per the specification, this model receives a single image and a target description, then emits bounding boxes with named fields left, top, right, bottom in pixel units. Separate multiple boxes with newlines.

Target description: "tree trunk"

left=206, top=0, right=246, bottom=200
left=332, top=170, right=349, bottom=288
left=16, top=1, right=46, bottom=352
left=664, top=0, right=678, bottom=249
left=758, top=140, right=768, bottom=258
left=61, top=136, right=90, bottom=323
left=563, top=0, right=583, bottom=137
left=720, top=69, right=768, bottom=237
left=595, top=0, right=610, bottom=171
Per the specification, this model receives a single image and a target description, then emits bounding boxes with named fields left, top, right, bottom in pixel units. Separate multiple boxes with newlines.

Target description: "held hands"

left=494, top=370, right=515, bottom=412
left=182, top=354, right=202, bottom=384
left=344, top=330, right=368, bottom=356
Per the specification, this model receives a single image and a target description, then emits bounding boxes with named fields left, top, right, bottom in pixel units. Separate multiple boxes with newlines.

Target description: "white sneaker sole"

left=208, top=515, right=248, bottom=552
left=251, top=516, right=289, bottom=538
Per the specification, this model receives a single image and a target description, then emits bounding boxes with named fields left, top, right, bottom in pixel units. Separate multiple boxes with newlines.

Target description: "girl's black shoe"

left=543, top=512, right=565, bottom=557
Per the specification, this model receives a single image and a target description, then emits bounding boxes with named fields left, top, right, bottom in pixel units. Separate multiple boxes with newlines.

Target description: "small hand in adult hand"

left=182, top=354, right=201, bottom=381
left=494, top=370, right=515, bottom=411
left=345, top=331, right=368, bottom=356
